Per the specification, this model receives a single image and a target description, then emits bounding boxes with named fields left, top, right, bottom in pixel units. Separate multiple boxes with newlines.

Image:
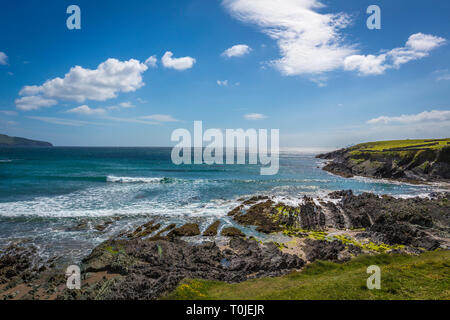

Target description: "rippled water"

left=0, top=147, right=439, bottom=262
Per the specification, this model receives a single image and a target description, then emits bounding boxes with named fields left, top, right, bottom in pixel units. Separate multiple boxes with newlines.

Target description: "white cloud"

left=18, top=58, right=148, bottom=103
left=244, top=113, right=266, bottom=120
left=368, top=110, right=450, bottom=125
left=406, top=33, right=445, bottom=51
left=119, top=101, right=135, bottom=108
left=145, top=55, right=157, bottom=67
left=437, top=74, right=450, bottom=81
left=217, top=80, right=229, bottom=86
left=434, top=69, right=450, bottom=81
left=0, top=110, right=17, bottom=116
left=0, top=52, right=7, bottom=65
left=223, top=1, right=445, bottom=81
left=344, top=33, right=446, bottom=76
left=161, top=51, right=196, bottom=71
left=223, top=0, right=355, bottom=75
left=67, top=105, right=107, bottom=116
left=27, top=116, right=95, bottom=126
left=222, top=44, right=251, bottom=58
left=15, top=95, right=57, bottom=111
left=105, top=101, right=135, bottom=111
left=343, top=54, right=388, bottom=75
left=139, top=114, right=179, bottom=122
left=102, top=116, right=159, bottom=125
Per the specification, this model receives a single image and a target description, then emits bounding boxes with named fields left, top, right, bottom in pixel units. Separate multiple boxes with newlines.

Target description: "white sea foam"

left=351, top=175, right=429, bottom=187
left=106, top=176, right=164, bottom=183
left=0, top=183, right=239, bottom=218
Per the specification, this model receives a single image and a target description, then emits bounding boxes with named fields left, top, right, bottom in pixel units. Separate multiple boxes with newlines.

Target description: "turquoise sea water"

left=0, top=147, right=440, bottom=261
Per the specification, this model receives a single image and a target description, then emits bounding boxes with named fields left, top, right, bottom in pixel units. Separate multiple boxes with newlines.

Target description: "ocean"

left=0, top=147, right=440, bottom=262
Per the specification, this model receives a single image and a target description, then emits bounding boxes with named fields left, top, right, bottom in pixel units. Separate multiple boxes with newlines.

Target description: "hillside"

left=164, top=250, right=450, bottom=300
left=0, top=134, right=53, bottom=147
left=316, top=139, right=450, bottom=183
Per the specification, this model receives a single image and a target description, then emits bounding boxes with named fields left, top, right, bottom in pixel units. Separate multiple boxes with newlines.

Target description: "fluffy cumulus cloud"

left=217, top=80, right=228, bottom=86
left=244, top=113, right=266, bottom=120
left=15, top=95, right=57, bottom=111
left=222, top=44, right=251, bottom=58
left=0, top=52, right=7, bottom=65
left=67, top=105, right=106, bottom=116
left=368, top=110, right=450, bottom=125
left=18, top=58, right=148, bottom=104
left=223, top=0, right=355, bottom=75
left=161, top=51, right=196, bottom=71
left=345, top=33, right=446, bottom=76
left=223, top=1, right=445, bottom=81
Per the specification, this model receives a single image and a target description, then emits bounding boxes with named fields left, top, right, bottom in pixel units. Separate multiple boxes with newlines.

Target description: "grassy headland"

left=0, top=133, right=53, bottom=147
left=316, top=138, right=450, bottom=182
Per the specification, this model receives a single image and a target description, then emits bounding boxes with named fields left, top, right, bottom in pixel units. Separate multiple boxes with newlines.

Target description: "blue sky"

left=0, top=0, right=449, bottom=147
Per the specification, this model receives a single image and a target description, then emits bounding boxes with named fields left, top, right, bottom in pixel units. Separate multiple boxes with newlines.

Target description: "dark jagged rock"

left=369, top=216, right=440, bottom=250
left=69, top=237, right=304, bottom=300
left=323, top=202, right=347, bottom=229
left=328, top=190, right=353, bottom=199
left=221, top=227, right=245, bottom=237
left=227, top=205, right=243, bottom=217
left=203, top=221, right=221, bottom=236
left=304, top=239, right=344, bottom=262
left=0, top=244, right=48, bottom=286
left=127, top=221, right=161, bottom=239
left=66, top=221, right=89, bottom=232
left=241, top=195, right=269, bottom=205
left=167, top=223, right=201, bottom=237
left=322, top=191, right=449, bottom=250
left=297, top=197, right=326, bottom=230
left=232, top=200, right=282, bottom=233
left=303, top=239, right=362, bottom=263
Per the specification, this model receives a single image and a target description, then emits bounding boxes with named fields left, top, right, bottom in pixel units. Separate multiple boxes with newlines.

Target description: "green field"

left=350, top=138, right=450, bottom=153
left=164, top=250, right=450, bottom=300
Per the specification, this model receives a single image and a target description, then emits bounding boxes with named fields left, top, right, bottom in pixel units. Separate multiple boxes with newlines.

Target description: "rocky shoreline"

left=316, top=139, right=450, bottom=184
left=1, top=190, right=448, bottom=300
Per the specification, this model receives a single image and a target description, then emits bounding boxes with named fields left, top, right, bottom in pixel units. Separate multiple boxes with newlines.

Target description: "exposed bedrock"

left=228, top=191, right=449, bottom=250
left=66, top=237, right=304, bottom=300
left=316, top=141, right=450, bottom=182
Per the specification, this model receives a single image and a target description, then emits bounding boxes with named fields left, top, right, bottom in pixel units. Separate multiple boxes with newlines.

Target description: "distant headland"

left=0, top=133, right=53, bottom=147
left=316, top=138, right=450, bottom=183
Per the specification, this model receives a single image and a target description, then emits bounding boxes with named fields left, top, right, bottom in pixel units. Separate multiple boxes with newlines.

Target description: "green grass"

left=350, top=138, right=450, bottom=152
left=163, top=250, right=450, bottom=300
